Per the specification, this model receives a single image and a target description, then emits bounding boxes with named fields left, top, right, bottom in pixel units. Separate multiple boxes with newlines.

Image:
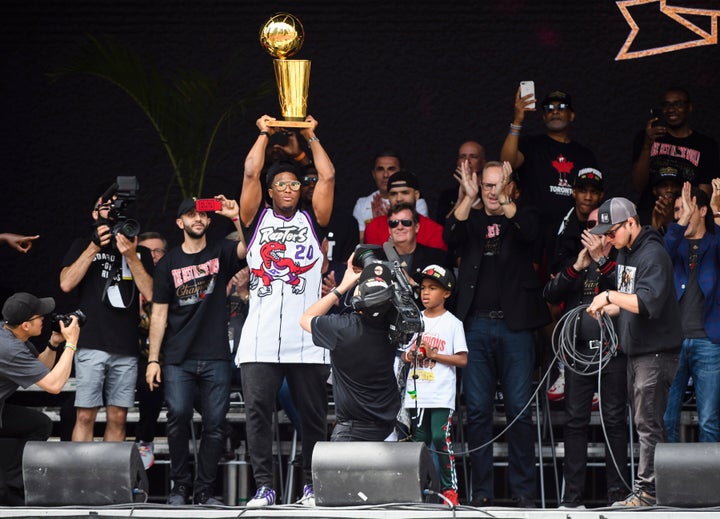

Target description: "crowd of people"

left=1, top=84, right=720, bottom=510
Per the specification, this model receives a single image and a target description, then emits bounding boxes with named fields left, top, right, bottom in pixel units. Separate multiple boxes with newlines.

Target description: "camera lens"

left=116, top=219, right=141, bottom=239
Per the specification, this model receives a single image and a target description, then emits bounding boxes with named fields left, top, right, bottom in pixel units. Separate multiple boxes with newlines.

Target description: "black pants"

left=242, top=363, right=330, bottom=488
left=0, top=403, right=53, bottom=502
left=562, top=353, right=628, bottom=503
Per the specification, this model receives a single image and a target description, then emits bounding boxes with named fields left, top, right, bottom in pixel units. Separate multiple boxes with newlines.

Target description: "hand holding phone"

left=196, top=198, right=223, bottom=212
left=520, top=81, right=535, bottom=110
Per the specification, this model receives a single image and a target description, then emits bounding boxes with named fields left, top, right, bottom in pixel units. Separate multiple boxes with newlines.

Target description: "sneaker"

left=591, top=392, right=600, bottom=411
left=301, top=484, right=315, bottom=507
left=612, top=490, right=656, bottom=507
left=247, top=486, right=276, bottom=508
left=441, top=488, right=459, bottom=507
left=547, top=372, right=565, bottom=401
left=167, top=484, right=190, bottom=506
left=470, top=496, right=493, bottom=507
left=607, top=487, right=626, bottom=506
left=195, top=491, right=223, bottom=506
left=512, top=496, right=535, bottom=508
left=137, top=441, right=155, bottom=470
left=558, top=499, right=586, bottom=509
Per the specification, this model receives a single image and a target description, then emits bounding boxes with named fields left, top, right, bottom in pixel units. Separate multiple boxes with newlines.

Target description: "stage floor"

left=2, top=504, right=720, bottom=519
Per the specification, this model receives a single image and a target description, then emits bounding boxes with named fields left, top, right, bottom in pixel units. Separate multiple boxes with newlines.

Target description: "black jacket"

left=444, top=203, right=550, bottom=331
left=615, top=226, right=682, bottom=356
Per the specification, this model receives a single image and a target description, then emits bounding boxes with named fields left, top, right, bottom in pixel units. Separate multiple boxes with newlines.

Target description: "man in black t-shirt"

left=501, top=88, right=598, bottom=272
left=631, top=87, right=718, bottom=226
left=60, top=196, right=153, bottom=443
left=145, top=196, right=246, bottom=506
left=300, top=260, right=400, bottom=441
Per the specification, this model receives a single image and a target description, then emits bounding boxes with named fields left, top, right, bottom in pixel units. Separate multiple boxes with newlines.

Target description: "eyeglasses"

left=27, top=315, right=43, bottom=322
left=542, top=102, right=570, bottom=113
left=480, top=183, right=496, bottom=191
left=389, top=218, right=414, bottom=228
left=148, top=248, right=166, bottom=256
left=586, top=219, right=597, bottom=230
left=661, top=100, right=688, bottom=110
left=301, top=175, right=318, bottom=186
left=273, top=180, right=301, bottom=191
left=604, top=221, right=627, bottom=238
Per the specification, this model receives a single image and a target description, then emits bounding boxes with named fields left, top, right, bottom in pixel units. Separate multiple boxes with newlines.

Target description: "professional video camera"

left=352, top=243, right=424, bottom=346
left=95, top=176, right=141, bottom=241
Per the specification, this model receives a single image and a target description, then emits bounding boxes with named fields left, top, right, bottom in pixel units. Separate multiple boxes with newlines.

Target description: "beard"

left=184, top=223, right=207, bottom=239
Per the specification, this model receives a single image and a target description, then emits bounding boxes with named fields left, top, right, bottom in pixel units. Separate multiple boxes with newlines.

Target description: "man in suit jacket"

left=444, top=160, right=550, bottom=508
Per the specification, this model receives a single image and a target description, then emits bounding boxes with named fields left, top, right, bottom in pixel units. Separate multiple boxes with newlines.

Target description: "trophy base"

left=267, top=119, right=312, bottom=129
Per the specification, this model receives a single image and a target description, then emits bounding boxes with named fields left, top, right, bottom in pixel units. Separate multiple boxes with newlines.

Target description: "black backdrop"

left=2, top=0, right=719, bottom=308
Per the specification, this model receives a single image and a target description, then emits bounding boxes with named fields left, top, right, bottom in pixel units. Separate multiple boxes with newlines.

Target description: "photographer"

left=60, top=184, right=153, bottom=443
left=300, top=256, right=401, bottom=442
left=1, top=293, right=80, bottom=505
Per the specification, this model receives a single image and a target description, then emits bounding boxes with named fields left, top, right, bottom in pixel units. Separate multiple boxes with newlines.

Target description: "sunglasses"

left=273, top=180, right=302, bottom=191
left=542, top=102, right=570, bottom=113
left=301, top=175, right=318, bottom=186
left=604, top=221, right=627, bottom=238
left=389, top=218, right=414, bottom=228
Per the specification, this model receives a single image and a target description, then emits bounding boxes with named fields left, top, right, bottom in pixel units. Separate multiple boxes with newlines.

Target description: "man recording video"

left=0, top=293, right=80, bottom=505
left=59, top=179, right=153, bottom=443
left=300, top=255, right=400, bottom=442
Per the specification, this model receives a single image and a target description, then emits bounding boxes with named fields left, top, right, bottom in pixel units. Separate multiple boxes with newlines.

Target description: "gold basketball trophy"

left=260, top=13, right=311, bottom=128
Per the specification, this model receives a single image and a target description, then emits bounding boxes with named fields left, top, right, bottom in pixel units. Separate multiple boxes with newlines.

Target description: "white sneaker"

left=301, top=484, right=316, bottom=506
left=137, top=441, right=155, bottom=470
left=247, top=486, right=276, bottom=508
left=547, top=372, right=565, bottom=401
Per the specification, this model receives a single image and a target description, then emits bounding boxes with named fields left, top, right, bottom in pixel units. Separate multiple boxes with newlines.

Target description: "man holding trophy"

left=235, top=13, right=336, bottom=508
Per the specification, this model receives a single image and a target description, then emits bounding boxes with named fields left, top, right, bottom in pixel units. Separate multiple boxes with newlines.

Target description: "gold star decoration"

left=615, top=0, right=720, bottom=60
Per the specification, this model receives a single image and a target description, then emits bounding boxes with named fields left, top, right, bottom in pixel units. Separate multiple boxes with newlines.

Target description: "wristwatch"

left=596, top=255, right=609, bottom=267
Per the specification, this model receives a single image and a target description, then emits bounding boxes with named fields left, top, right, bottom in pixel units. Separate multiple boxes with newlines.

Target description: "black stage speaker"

left=312, top=441, right=439, bottom=506
left=23, top=441, right=148, bottom=506
left=656, top=442, right=720, bottom=507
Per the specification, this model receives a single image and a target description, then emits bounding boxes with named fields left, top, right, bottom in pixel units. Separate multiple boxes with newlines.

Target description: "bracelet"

left=508, top=129, right=520, bottom=137
left=147, top=360, right=160, bottom=365
left=510, top=123, right=523, bottom=130
left=307, top=136, right=320, bottom=145
left=499, top=198, right=513, bottom=205
left=46, top=342, right=59, bottom=352
left=64, top=343, right=77, bottom=352
left=605, top=290, right=611, bottom=304
left=294, top=151, right=307, bottom=162
left=231, top=216, right=239, bottom=222
left=331, top=288, right=343, bottom=300
left=259, top=131, right=269, bottom=137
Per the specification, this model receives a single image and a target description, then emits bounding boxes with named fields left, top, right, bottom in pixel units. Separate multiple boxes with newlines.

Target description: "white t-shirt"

left=402, top=310, right=467, bottom=409
left=352, top=190, right=429, bottom=232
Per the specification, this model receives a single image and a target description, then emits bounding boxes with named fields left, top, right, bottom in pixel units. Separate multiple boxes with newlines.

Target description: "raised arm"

left=500, top=87, right=532, bottom=169
left=301, top=116, right=335, bottom=226
left=240, top=115, right=276, bottom=226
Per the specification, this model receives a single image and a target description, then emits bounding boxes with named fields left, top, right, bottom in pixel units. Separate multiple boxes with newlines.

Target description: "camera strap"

left=101, top=257, right=136, bottom=309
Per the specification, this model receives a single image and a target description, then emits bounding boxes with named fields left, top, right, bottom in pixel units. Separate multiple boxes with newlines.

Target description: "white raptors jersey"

left=236, top=208, right=329, bottom=365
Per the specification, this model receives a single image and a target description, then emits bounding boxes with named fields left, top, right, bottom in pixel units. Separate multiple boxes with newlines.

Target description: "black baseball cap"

left=177, top=197, right=197, bottom=218
left=417, top=264, right=455, bottom=292
left=2, top=292, right=55, bottom=326
left=387, top=170, right=420, bottom=192
left=573, top=168, right=604, bottom=190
